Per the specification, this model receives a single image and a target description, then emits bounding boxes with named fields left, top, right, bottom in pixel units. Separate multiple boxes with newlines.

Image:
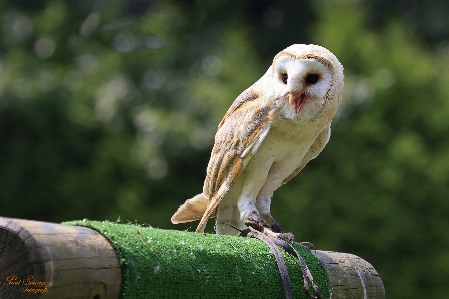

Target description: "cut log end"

left=0, top=217, right=121, bottom=299
left=0, top=219, right=45, bottom=299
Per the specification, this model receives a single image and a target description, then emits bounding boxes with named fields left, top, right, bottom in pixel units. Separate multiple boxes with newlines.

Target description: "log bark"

left=0, top=217, right=121, bottom=299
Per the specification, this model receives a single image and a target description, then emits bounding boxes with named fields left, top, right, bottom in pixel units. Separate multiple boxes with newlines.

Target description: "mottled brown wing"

left=217, top=88, right=259, bottom=129
left=195, top=88, right=272, bottom=232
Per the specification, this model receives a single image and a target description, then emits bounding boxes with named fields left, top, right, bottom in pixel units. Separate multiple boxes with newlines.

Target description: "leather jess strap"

left=247, top=227, right=322, bottom=299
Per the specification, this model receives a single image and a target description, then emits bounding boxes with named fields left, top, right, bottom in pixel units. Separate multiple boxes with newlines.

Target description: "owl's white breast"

left=242, top=113, right=332, bottom=193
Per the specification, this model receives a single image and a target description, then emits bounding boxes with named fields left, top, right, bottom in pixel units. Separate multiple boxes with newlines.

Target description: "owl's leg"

left=264, top=214, right=283, bottom=233
left=255, top=194, right=284, bottom=233
left=254, top=193, right=295, bottom=242
left=236, top=160, right=274, bottom=230
left=237, top=199, right=267, bottom=232
left=242, top=195, right=283, bottom=233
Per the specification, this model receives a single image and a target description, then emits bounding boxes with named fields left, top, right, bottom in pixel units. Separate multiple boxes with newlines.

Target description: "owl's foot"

left=244, top=213, right=265, bottom=231
left=245, top=213, right=295, bottom=243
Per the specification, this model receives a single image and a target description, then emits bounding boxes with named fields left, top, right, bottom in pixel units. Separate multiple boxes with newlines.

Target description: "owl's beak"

left=289, top=92, right=307, bottom=116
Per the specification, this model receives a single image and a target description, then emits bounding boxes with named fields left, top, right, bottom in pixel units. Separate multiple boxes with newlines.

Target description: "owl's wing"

left=281, top=124, right=331, bottom=185
left=195, top=88, right=272, bottom=232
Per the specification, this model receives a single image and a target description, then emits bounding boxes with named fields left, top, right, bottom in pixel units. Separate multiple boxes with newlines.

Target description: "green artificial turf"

left=64, top=220, right=330, bottom=299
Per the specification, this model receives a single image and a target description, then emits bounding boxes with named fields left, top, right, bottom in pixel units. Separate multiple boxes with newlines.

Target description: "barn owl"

left=171, top=44, right=344, bottom=236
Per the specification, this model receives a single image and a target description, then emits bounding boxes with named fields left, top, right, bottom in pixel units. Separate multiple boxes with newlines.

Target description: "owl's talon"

left=263, top=213, right=284, bottom=233
left=269, top=222, right=284, bottom=233
left=278, top=232, right=295, bottom=243
left=298, top=241, right=316, bottom=251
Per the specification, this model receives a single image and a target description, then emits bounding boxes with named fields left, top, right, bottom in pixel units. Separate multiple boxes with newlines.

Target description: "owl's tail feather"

left=195, top=182, right=230, bottom=233
left=171, top=193, right=215, bottom=224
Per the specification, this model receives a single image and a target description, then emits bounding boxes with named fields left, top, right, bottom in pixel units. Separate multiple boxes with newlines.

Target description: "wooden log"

left=0, top=217, right=385, bottom=299
left=0, top=217, right=121, bottom=299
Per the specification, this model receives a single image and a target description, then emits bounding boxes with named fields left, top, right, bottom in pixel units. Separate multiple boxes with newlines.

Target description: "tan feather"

left=171, top=193, right=216, bottom=224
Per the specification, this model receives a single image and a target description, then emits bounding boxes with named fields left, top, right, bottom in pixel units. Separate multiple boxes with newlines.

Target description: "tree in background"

left=1, top=0, right=449, bottom=298
left=0, top=0, right=264, bottom=224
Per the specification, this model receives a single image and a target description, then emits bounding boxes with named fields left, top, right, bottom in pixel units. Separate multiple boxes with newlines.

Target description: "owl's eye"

left=306, top=74, right=319, bottom=84
left=281, top=73, right=288, bottom=84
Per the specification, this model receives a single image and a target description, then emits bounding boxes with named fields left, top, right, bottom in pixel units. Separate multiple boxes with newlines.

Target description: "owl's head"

left=268, top=44, right=344, bottom=123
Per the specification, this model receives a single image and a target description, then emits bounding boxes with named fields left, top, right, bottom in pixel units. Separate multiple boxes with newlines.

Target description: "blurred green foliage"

left=1, top=0, right=449, bottom=298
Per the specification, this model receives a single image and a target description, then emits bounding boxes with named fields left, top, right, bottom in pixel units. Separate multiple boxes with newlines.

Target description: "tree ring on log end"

left=0, top=219, right=46, bottom=299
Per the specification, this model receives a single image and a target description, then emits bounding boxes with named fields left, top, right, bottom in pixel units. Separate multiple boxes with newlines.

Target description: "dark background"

left=1, top=1, right=449, bottom=298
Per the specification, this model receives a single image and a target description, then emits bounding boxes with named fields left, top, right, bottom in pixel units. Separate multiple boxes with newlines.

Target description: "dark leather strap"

left=247, top=228, right=293, bottom=299
left=247, top=227, right=322, bottom=299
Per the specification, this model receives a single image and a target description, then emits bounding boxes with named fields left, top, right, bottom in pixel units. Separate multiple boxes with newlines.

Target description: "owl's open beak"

left=289, top=93, right=307, bottom=116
